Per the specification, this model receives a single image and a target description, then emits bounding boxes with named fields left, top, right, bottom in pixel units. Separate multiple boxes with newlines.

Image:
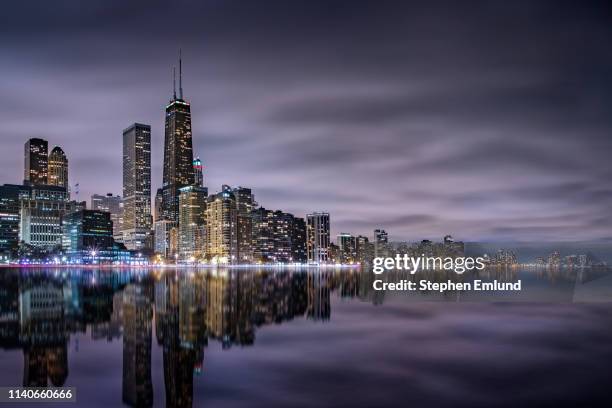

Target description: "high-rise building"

left=337, top=233, right=357, bottom=263
left=204, top=186, right=237, bottom=263
left=154, top=188, right=163, bottom=222
left=355, top=235, right=371, bottom=264
left=193, top=157, right=204, bottom=188
left=291, top=217, right=307, bottom=263
left=24, top=138, right=48, bottom=186
left=374, top=229, right=389, bottom=257
left=161, top=54, right=195, bottom=223
left=0, top=184, right=24, bottom=255
left=122, top=123, right=152, bottom=251
left=154, top=219, right=176, bottom=259
left=62, top=210, right=114, bottom=253
left=233, top=187, right=255, bottom=263
left=91, top=193, right=123, bottom=243
left=47, top=146, right=68, bottom=190
left=306, top=212, right=330, bottom=263
left=19, top=185, right=73, bottom=249
left=178, top=185, right=207, bottom=260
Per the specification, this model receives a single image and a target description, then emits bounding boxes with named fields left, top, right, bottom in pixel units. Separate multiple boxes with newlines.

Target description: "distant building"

left=306, top=212, right=330, bottom=263
left=47, top=146, right=68, bottom=190
left=19, top=185, right=73, bottom=249
left=178, top=185, right=207, bottom=260
left=154, top=220, right=176, bottom=259
left=233, top=186, right=255, bottom=263
left=161, top=55, right=195, bottom=224
left=337, top=233, right=357, bottom=263
left=291, top=217, right=307, bottom=263
left=122, top=123, right=152, bottom=251
left=91, top=193, right=123, bottom=243
left=193, top=157, right=204, bottom=187
left=252, top=208, right=306, bottom=263
left=0, top=184, right=24, bottom=255
left=62, top=210, right=114, bottom=253
left=154, top=188, right=163, bottom=222
left=24, top=138, right=48, bottom=186
left=355, top=235, right=371, bottom=264
left=204, top=186, right=237, bottom=263
left=374, top=229, right=389, bottom=257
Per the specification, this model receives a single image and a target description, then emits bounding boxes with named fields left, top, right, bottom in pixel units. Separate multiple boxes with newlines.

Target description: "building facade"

left=47, top=146, right=68, bottom=190
left=62, top=210, right=114, bottom=253
left=178, top=185, right=207, bottom=260
left=91, top=193, right=123, bottom=244
left=306, top=212, right=330, bottom=263
left=24, top=138, right=48, bottom=186
left=204, top=186, right=237, bottom=263
left=154, top=220, right=176, bottom=259
left=19, top=185, right=73, bottom=249
left=161, top=57, right=194, bottom=224
left=193, top=157, right=204, bottom=188
left=122, top=123, right=152, bottom=251
left=233, top=186, right=255, bottom=263
left=337, top=233, right=357, bottom=263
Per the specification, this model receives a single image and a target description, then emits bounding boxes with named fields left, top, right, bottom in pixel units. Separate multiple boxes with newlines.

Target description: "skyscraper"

left=193, top=157, right=204, bottom=188
left=122, top=123, right=152, bottom=251
left=306, top=212, right=330, bottom=263
left=337, top=233, right=357, bottom=263
left=91, top=193, right=123, bottom=243
left=178, top=185, right=207, bottom=260
left=233, top=186, right=255, bottom=263
left=48, top=146, right=68, bottom=190
left=204, top=186, right=237, bottom=263
left=161, top=53, right=195, bottom=223
left=24, top=138, right=48, bottom=186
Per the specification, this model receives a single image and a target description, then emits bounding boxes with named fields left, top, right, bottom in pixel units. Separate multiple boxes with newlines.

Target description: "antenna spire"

left=173, top=66, right=176, bottom=99
left=179, top=48, right=183, bottom=99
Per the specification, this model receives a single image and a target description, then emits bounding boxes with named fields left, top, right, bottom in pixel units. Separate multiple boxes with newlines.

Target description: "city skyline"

left=2, top=1, right=612, bottom=242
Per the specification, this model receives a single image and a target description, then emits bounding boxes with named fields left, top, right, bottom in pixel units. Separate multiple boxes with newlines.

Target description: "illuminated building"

left=306, top=212, right=330, bottom=263
left=233, top=186, right=255, bottom=263
left=355, top=235, right=371, bottom=264
left=122, top=123, right=152, bottom=251
left=337, top=233, right=357, bottom=263
left=374, top=228, right=389, bottom=257
left=19, top=185, right=73, bottom=249
left=154, top=188, right=163, bottom=222
left=0, top=184, right=23, bottom=254
left=178, top=185, right=207, bottom=260
left=193, top=157, right=204, bottom=187
left=47, top=146, right=68, bottom=190
left=252, top=208, right=304, bottom=263
left=291, top=217, right=307, bottom=263
left=61, top=210, right=114, bottom=253
left=24, top=138, right=48, bottom=186
left=161, top=53, right=195, bottom=223
left=204, top=185, right=237, bottom=263
left=154, top=219, right=176, bottom=259
left=91, top=193, right=123, bottom=243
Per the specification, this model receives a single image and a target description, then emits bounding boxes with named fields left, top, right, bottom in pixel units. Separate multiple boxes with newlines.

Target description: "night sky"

left=2, top=0, right=612, bottom=242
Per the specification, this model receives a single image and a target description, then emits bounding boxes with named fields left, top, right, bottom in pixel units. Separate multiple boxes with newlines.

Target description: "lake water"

left=0, top=266, right=611, bottom=407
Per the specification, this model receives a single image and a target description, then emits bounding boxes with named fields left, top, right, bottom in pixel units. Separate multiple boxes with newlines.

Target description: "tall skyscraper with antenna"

left=161, top=50, right=195, bottom=223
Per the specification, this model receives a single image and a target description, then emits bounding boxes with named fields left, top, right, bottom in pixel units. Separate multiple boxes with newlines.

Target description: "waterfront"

left=0, top=267, right=611, bottom=407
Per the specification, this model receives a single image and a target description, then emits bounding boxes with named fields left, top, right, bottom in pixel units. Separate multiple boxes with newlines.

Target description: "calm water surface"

left=0, top=267, right=611, bottom=407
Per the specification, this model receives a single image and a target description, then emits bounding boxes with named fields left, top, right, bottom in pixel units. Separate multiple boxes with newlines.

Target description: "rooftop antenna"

left=179, top=48, right=183, bottom=99
left=173, top=66, right=177, bottom=99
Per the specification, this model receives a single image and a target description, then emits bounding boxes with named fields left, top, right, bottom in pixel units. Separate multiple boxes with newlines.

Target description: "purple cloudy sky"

left=1, top=0, right=612, bottom=242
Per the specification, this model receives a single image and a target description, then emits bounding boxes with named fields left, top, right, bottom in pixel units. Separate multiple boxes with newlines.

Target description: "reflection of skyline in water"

left=0, top=266, right=611, bottom=407
left=0, top=268, right=366, bottom=407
